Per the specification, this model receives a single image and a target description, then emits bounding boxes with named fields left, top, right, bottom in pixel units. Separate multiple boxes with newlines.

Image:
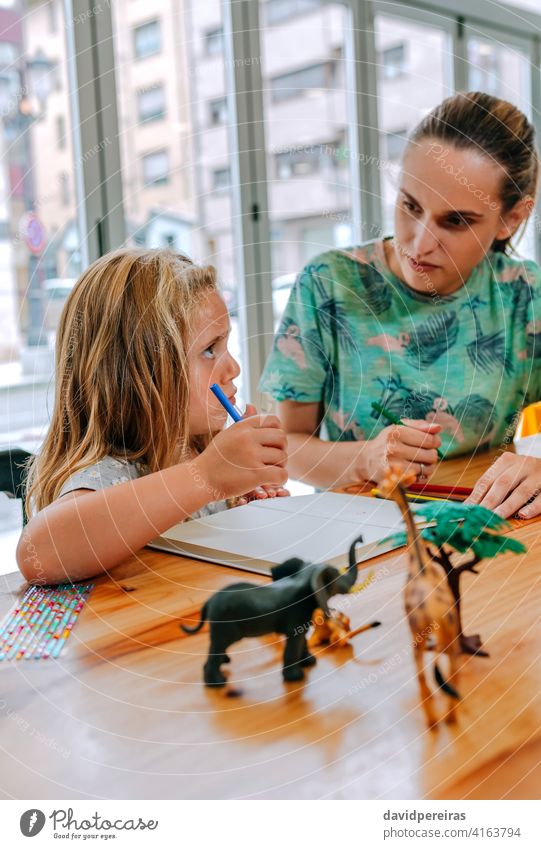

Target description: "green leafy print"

left=405, top=311, right=459, bottom=366
left=463, top=297, right=513, bottom=376
left=352, top=262, right=392, bottom=316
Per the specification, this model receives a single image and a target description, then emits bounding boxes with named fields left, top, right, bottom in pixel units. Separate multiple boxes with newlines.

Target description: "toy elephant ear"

left=311, top=565, right=341, bottom=617
left=270, top=557, right=306, bottom=582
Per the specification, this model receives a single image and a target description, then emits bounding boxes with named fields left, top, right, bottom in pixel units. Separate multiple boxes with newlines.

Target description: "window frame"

left=137, top=83, right=167, bottom=124
left=141, top=149, right=170, bottom=187
left=133, top=18, right=162, bottom=61
left=381, top=42, right=408, bottom=80
left=270, top=61, right=337, bottom=103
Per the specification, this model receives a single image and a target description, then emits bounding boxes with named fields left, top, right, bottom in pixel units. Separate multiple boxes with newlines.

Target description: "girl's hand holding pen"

left=363, top=419, right=442, bottom=483
left=195, top=404, right=289, bottom=501
left=233, top=404, right=289, bottom=503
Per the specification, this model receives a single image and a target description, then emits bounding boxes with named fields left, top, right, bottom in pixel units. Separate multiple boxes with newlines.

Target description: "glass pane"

left=111, top=0, right=245, bottom=400
left=375, top=15, right=453, bottom=235
left=501, top=0, right=541, bottom=11
left=0, top=0, right=81, bottom=447
left=467, top=36, right=535, bottom=258
left=259, top=1, right=354, bottom=326
left=468, top=37, right=531, bottom=117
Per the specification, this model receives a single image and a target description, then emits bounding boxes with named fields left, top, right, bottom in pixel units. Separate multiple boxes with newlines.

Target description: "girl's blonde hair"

left=409, top=91, right=539, bottom=253
left=26, top=248, right=217, bottom=516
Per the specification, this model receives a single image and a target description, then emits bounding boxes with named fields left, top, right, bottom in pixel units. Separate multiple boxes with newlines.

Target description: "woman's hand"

left=196, top=409, right=288, bottom=501
left=362, top=419, right=442, bottom=483
left=467, top=452, right=541, bottom=519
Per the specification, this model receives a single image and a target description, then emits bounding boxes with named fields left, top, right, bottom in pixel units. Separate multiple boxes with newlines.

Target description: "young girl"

left=18, top=249, right=288, bottom=584
left=259, top=91, right=541, bottom=518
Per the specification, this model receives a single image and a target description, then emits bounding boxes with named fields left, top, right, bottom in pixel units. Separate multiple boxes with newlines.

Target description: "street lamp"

left=0, top=50, right=54, bottom=363
left=25, top=49, right=54, bottom=112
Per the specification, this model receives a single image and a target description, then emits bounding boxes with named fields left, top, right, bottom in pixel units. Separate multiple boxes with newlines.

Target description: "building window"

left=384, top=128, right=408, bottom=161
left=209, top=97, right=228, bottom=126
left=469, top=42, right=500, bottom=96
left=137, top=84, right=166, bottom=123
left=274, top=141, right=340, bottom=179
left=56, top=115, right=66, bottom=149
left=48, top=1, right=57, bottom=33
left=59, top=172, right=70, bottom=206
left=133, top=20, right=161, bottom=60
left=271, top=62, right=336, bottom=102
left=213, top=167, right=231, bottom=191
left=382, top=43, right=407, bottom=80
left=266, top=0, right=325, bottom=26
left=205, top=27, right=223, bottom=56
left=142, top=150, right=169, bottom=186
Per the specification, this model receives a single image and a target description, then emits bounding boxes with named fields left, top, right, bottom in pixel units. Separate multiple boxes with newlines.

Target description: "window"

left=384, top=129, right=408, bottom=161
left=59, top=171, right=70, bottom=206
left=259, top=1, right=353, bottom=333
left=382, top=43, right=407, bottom=80
left=468, top=41, right=500, bottom=95
left=0, top=41, right=17, bottom=64
left=205, top=27, right=223, bottom=56
left=266, top=0, right=326, bottom=25
left=209, top=97, right=227, bottom=126
left=137, top=84, right=166, bottom=123
left=48, top=1, right=57, bottom=33
left=271, top=62, right=336, bottom=102
left=141, top=149, right=169, bottom=186
left=133, top=20, right=161, bottom=60
left=376, top=16, right=452, bottom=232
left=56, top=114, right=66, bottom=149
left=213, top=167, right=231, bottom=191
left=274, top=142, right=341, bottom=179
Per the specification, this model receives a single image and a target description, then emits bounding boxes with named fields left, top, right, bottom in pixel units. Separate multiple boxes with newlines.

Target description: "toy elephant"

left=181, top=535, right=364, bottom=686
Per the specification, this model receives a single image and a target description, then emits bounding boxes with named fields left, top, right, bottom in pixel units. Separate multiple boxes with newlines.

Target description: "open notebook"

left=148, top=492, right=415, bottom=575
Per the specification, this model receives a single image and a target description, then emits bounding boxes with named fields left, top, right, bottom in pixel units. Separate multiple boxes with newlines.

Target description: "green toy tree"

left=387, top=501, right=526, bottom=655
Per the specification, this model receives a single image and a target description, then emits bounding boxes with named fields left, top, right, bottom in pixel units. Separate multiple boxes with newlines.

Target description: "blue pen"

left=210, top=383, right=243, bottom=422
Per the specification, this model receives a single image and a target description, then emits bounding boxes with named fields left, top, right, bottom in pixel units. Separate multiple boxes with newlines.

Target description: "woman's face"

left=390, top=138, right=529, bottom=295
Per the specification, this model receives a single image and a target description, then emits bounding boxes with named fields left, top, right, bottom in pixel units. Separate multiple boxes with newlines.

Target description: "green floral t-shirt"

left=259, top=240, right=541, bottom=457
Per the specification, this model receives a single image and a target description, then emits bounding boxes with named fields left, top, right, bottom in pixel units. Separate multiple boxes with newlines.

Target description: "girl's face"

left=188, top=291, right=241, bottom=436
left=390, top=138, right=530, bottom=295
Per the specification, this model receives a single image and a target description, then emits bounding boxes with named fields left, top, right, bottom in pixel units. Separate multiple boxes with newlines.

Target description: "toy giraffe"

left=378, top=465, right=460, bottom=728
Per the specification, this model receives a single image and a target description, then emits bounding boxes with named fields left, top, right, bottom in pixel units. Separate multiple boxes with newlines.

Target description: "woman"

left=259, top=91, right=541, bottom=518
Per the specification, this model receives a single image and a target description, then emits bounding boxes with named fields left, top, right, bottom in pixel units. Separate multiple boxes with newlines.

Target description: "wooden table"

left=1, top=451, right=540, bottom=800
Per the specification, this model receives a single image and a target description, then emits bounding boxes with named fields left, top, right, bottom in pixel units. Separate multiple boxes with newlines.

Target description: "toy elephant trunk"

left=335, top=534, right=364, bottom=593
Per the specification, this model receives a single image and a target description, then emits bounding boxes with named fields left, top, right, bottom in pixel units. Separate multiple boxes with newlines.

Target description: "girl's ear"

left=495, top=196, right=534, bottom=241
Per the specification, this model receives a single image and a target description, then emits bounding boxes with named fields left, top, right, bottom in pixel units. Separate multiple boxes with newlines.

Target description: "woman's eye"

left=403, top=200, right=418, bottom=213
left=203, top=345, right=216, bottom=359
left=447, top=215, right=470, bottom=228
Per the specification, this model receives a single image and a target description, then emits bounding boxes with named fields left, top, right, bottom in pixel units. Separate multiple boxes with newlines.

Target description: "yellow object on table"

left=515, top=402, right=541, bottom=439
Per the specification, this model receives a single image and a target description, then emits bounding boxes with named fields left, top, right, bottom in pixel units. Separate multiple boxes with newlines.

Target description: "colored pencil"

left=14, top=590, right=58, bottom=660
left=13, top=589, right=52, bottom=660
left=371, top=401, right=444, bottom=460
left=406, top=482, right=472, bottom=496
left=3, top=588, right=42, bottom=660
left=33, top=591, right=66, bottom=659
left=44, top=596, right=80, bottom=659
left=371, top=488, right=450, bottom=503
left=0, top=587, right=39, bottom=660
